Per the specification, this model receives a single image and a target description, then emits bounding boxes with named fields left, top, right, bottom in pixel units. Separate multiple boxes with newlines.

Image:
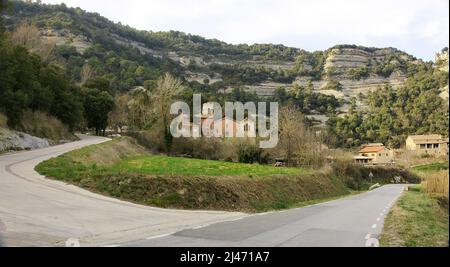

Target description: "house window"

left=427, top=144, right=432, bottom=149
left=434, top=144, right=439, bottom=149
left=379, top=153, right=382, bottom=157
left=420, top=144, right=426, bottom=149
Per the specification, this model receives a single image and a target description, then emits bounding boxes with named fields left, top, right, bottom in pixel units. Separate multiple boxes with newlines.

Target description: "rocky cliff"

left=0, top=128, right=50, bottom=153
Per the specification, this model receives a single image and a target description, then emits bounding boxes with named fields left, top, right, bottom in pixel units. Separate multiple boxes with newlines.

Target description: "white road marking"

left=365, top=238, right=380, bottom=247
left=65, top=238, right=80, bottom=247
left=380, top=213, right=384, bottom=216
left=376, top=218, right=381, bottom=221
left=192, top=224, right=209, bottom=230
left=371, top=224, right=377, bottom=229
left=146, top=232, right=175, bottom=240
left=365, top=234, right=371, bottom=240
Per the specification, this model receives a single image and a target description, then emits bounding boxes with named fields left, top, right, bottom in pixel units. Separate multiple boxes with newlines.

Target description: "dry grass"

left=0, top=112, right=7, bottom=128
left=19, top=111, right=76, bottom=143
left=64, top=137, right=148, bottom=165
left=422, top=170, right=449, bottom=198
left=395, top=150, right=448, bottom=168
left=380, top=185, right=449, bottom=247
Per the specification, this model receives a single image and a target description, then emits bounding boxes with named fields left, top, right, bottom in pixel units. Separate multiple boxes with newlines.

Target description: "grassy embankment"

left=380, top=162, right=449, bottom=247
left=36, top=137, right=420, bottom=212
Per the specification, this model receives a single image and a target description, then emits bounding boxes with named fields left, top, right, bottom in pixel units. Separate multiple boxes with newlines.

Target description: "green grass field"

left=380, top=185, right=449, bottom=247
left=412, top=162, right=449, bottom=173
left=113, top=155, right=308, bottom=176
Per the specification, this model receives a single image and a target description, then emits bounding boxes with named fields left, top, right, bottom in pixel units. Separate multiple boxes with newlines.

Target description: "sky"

left=41, top=0, right=449, bottom=61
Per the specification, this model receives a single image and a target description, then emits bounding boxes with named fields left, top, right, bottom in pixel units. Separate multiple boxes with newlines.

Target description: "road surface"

left=0, top=135, right=244, bottom=247
left=122, top=185, right=406, bottom=247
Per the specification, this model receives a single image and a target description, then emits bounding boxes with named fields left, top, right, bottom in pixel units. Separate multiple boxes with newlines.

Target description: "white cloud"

left=42, top=0, right=449, bottom=60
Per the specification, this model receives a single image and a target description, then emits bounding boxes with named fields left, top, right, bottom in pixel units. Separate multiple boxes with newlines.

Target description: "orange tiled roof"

left=359, top=146, right=385, bottom=153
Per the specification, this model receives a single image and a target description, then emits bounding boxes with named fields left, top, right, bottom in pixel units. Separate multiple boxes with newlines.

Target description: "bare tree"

left=10, top=22, right=55, bottom=62
left=127, top=73, right=184, bottom=152
left=278, top=106, right=306, bottom=166
left=108, top=94, right=130, bottom=133
left=39, top=39, right=56, bottom=62
left=152, top=73, right=185, bottom=153
left=80, top=63, right=94, bottom=85
left=128, top=86, right=153, bottom=130
left=11, top=22, right=41, bottom=49
left=278, top=106, right=323, bottom=167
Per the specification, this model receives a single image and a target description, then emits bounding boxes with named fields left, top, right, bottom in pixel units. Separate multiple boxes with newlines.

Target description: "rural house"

left=405, top=135, right=449, bottom=156
left=353, top=144, right=394, bottom=165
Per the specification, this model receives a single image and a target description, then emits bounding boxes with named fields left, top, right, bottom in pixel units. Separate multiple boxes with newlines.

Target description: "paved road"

left=122, top=185, right=406, bottom=247
left=0, top=135, right=244, bottom=247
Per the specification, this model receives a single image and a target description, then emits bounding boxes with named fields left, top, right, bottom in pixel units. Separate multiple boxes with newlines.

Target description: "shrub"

left=19, top=110, right=77, bottom=143
left=237, top=142, right=269, bottom=164
left=128, top=129, right=165, bottom=153
left=331, top=160, right=421, bottom=190
left=0, top=112, right=7, bottom=128
left=347, top=67, right=369, bottom=80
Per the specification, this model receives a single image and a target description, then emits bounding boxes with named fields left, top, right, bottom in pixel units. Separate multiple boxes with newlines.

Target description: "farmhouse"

left=353, top=144, right=394, bottom=165
left=405, top=135, right=449, bottom=156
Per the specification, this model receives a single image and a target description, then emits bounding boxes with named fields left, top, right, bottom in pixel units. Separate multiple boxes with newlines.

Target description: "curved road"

left=0, top=135, right=244, bottom=247
left=123, top=184, right=406, bottom=247
left=0, top=135, right=406, bottom=247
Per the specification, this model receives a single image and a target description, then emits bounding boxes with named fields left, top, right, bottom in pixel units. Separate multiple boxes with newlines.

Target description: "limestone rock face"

left=324, top=47, right=414, bottom=76
left=439, top=85, right=449, bottom=101
left=0, top=128, right=50, bottom=153
left=41, top=29, right=91, bottom=54
left=325, top=48, right=371, bottom=71
left=436, top=48, right=449, bottom=73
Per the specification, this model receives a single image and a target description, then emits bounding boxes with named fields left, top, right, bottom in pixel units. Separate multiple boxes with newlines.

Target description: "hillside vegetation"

left=2, top=1, right=447, bottom=150
left=2, top=1, right=425, bottom=94
left=326, top=63, right=449, bottom=148
left=0, top=1, right=448, bottom=149
left=1, top=1, right=118, bottom=140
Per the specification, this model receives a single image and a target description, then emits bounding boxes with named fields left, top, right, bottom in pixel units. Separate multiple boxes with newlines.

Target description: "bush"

left=347, top=67, right=369, bottom=80
left=0, top=112, right=7, bottom=128
left=128, top=129, right=165, bottom=153
left=237, top=142, right=269, bottom=164
left=19, top=110, right=77, bottom=143
left=331, top=160, right=421, bottom=190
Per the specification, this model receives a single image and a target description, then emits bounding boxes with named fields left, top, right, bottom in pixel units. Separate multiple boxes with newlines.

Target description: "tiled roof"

left=359, top=146, right=385, bottom=153
left=407, top=135, right=443, bottom=142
